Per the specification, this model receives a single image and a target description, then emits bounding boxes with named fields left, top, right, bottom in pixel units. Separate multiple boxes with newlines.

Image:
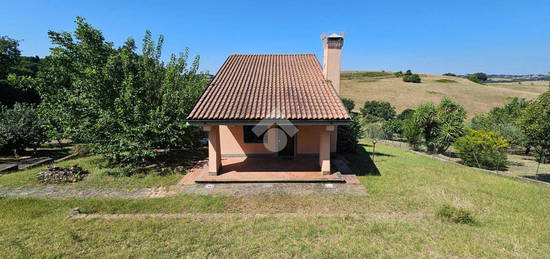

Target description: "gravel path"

left=0, top=182, right=367, bottom=199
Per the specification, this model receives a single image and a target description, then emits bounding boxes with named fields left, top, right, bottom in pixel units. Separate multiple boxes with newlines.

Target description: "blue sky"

left=1, top=0, right=549, bottom=75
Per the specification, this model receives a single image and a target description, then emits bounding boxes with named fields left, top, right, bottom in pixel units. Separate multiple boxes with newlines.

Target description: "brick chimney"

left=322, top=33, right=344, bottom=94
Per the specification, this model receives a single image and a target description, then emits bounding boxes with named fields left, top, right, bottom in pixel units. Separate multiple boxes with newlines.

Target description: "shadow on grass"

left=524, top=174, right=550, bottom=183
left=344, top=145, right=388, bottom=176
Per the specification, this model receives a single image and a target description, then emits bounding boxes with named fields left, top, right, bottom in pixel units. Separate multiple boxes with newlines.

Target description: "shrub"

left=360, top=101, right=396, bottom=122
left=436, top=204, right=476, bottom=225
left=382, top=119, right=401, bottom=139
left=471, top=97, right=530, bottom=150
left=396, top=108, right=415, bottom=121
left=337, top=114, right=365, bottom=153
left=0, top=103, right=46, bottom=155
left=394, top=71, right=403, bottom=77
left=403, top=73, right=421, bottom=83
left=467, top=72, right=488, bottom=84
left=443, top=73, right=456, bottom=77
left=365, top=122, right=388, bottom=141
left=453, top=129, right=509, bottom=170
left=340, top=97, right=355, bottom=113
left=404, top=98, right=466, bottom=153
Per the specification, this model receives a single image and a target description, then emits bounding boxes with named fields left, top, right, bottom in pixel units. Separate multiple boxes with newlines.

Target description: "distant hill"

left=340, top=71, right=548, bottom=118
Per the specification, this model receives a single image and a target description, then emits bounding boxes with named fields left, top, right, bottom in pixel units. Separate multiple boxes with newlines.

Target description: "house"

left=187, top=33, right=350, bottom=180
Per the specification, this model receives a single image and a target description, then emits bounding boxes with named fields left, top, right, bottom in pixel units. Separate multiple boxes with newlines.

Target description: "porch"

left=187, top=156, right=345, bottom=183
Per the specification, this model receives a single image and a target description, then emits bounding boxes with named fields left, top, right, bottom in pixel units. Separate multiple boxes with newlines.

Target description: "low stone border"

left=68, top=209, right=427, bottom=220
left=411, top=150, right=550, bottom=188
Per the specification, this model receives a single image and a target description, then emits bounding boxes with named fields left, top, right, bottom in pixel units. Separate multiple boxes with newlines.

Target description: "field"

left=2, top=140, right=550, bottom=257
left=340, top=71, right=548, bottom=117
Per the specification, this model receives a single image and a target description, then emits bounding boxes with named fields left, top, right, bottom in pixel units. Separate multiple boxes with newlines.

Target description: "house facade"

left=187, top=34, right=350, bottom=177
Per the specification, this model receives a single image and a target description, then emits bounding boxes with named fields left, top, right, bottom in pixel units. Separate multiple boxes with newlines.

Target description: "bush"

left=404, top=98, right=466, bottom=153
left=467, top=72, right=488, bottom=84
left=436, top=204, right=476, bottom=225
left=382, top=119, right=401, bottom=139
left=340, top=97, right=355, bottom=113
left=403, top=73, right=421, bottom=83
left=394, top=71, right=403, bottom=77
left=453, top=129, right=509, bottom=170
left=397, top=109, right=415, bottom=121
left=365, top=122, right=388, bottom=141
left=471, top=97, right=530, bottom=150
left=0, top=103, right=46, bottom=155
left=443, top=73, right=456, bottom=77
left=360, top=101, right=396, bottom=122
left=337, top=114, right=365, bottom=153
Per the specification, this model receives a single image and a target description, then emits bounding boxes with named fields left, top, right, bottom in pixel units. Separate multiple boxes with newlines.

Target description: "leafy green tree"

left=402, top=70, right=421, bottom=83
left=471, top=97, right=530, bottom=150
left=467, top=72, right=488, bottom=84
left=518, top=89, right=550, bottom=165
left=0, top=35, right=20, bottom=78
left=360, top=100, right=396, bottom=122
left=0, top=103, right=46, bottom=155
left=0, top=36, right=41, bottom=106
left=397, top=108, right=415, bottom=121
left=34, top=17, right=208, bottom=164
left=454, top=129, right=509, bottom=170
left=340, top=97, right=355, bottom=113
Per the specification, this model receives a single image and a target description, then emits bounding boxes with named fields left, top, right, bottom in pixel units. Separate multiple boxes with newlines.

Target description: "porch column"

left=320, top=126, right=334, bottom=175
left=203, top=125, right=221, bottom=176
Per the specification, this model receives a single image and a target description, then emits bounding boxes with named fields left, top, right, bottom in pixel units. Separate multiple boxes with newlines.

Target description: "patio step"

left=195, top=172, right=346, bottom=183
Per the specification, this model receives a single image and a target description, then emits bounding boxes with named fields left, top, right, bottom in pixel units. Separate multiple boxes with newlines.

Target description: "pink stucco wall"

left=219, top=125, right=325, bottom=156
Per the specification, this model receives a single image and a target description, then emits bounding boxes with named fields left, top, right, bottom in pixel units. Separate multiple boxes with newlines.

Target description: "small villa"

left=186, top=34, right=351, bottom=182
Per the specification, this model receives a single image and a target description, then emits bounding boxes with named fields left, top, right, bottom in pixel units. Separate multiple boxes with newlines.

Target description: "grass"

left=340, top=70, right=547, bottom=117
left=435, top=79, right=457, bottom=83
left=0, top=155, right=186, bottom=189
left=1, top=140, right=550, bottom=257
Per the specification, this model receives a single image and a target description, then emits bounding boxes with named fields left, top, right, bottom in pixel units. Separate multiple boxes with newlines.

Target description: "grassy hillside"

left=2, top=140, right=550, bottom=257
left=340, top=71, right=548, bottom=117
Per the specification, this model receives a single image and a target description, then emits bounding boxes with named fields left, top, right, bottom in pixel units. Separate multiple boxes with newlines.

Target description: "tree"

left=340, top=97, right=355, bottom=113
left=34, top=17, right=208, bottom=164
left=360, top=100, right=396, bottom=122
left=0, top=36, right=41, bottom=106
left=404, top=98, right=466, bottom=153
left=467, top=72, right=488, bottom=84
left=471, top=97, right=530, bottom=150
left=435, top=97, right=467, bottom=153
left=0, top=103, right=46, bottom=155
left=402, top=70, right=421, bottom=83
left=443, top=73, right=456, bottom=77
left=518, top=89, right=550, bottom=166
left=337, top=114, right=365, bottom=153
left=0, top=35, right=21, bottom=78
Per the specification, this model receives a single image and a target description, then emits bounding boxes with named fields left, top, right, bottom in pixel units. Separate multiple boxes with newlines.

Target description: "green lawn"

left=0, top=155, right=185, bottom=189
left=1, top=141, right=550, bottom=257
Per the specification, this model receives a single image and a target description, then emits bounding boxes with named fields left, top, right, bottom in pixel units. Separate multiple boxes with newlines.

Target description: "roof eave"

left=186, top=119, right=351, bottom=126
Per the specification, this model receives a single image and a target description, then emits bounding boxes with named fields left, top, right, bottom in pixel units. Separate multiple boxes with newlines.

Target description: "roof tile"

left=187, top=54, right=350, bottom=121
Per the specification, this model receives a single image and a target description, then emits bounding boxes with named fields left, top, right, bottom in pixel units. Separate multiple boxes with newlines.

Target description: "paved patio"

left=180, top=157, right=358, bottom=184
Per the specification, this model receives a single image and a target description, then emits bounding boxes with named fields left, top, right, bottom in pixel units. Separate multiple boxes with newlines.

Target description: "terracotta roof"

left=187, top=54, right=350, bottom=121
